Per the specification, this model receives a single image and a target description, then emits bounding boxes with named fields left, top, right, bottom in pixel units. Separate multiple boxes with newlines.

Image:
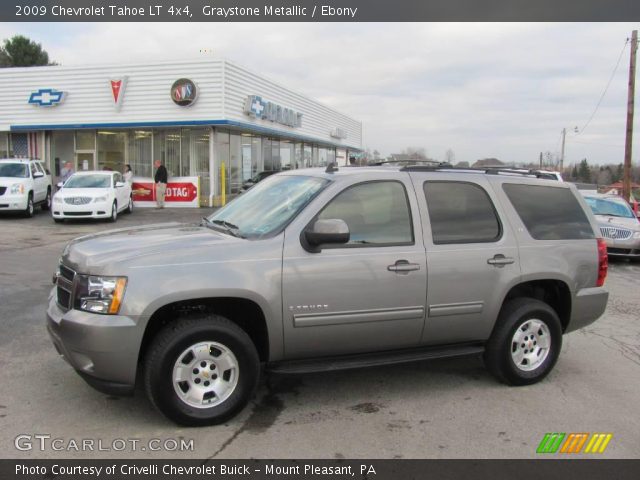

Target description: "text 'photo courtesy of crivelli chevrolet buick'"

left=47, top=165, right=608, bottom=426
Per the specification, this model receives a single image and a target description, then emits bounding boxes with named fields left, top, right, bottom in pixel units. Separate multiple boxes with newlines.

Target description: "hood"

left=0, top=176, right=29, bottom=187
left=594, top=214, right=640, bottom=230
left=56, top=187, right=111, bottom=198
left=62, top=222, right=238, bottom=273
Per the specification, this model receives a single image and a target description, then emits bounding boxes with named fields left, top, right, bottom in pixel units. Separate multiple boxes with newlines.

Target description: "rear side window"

left=423, top=181, right=501, bottom=244
left=503, top=184, right=594, bottom=240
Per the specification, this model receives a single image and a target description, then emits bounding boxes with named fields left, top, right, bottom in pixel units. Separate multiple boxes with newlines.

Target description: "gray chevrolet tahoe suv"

left=47, top=165, right=609, bottom=426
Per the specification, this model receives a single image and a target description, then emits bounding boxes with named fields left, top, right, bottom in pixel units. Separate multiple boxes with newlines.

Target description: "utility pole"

left=560, top=127, right=566, bottom=172
left=623, top=30, right=637, bottom=203
left=539, top=151, right=543, bottom=169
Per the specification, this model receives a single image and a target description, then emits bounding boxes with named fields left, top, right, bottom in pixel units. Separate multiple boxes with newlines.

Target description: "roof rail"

left=400, top=165, right=552, bottom=178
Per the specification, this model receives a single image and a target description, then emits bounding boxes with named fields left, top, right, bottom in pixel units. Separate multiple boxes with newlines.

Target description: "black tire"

left=41, top=188, right=51, bottom=211
left=484, top=298, right=562, bottom=386
left=24, top=193, right=34, bottom=218
left=109, top=201, right=117, bottom=222
left=126, top=195, right=133, bottom=214
left=144, top=314, right=260, bottom=426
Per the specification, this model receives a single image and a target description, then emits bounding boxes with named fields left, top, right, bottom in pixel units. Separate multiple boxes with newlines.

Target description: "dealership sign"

left=244, top=95, right=303, bottom=128
left=28, top=88, right=66, bottom=107
left=109, top=76, right=128, bottom=111
left=131, top=177, right=200, bottom=208
left=171, top=78, right=198, bottom=106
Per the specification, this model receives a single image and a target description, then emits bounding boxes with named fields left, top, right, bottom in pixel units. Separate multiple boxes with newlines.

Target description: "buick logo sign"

left=171, top=78, right=198, bottom=106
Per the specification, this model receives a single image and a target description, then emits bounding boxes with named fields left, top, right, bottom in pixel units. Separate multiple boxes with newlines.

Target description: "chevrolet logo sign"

left=28, top=88, right=66, bottom=107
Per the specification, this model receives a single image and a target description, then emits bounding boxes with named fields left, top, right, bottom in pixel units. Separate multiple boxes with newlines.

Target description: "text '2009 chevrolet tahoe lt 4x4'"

left=47, top=165, right=609, bottom=426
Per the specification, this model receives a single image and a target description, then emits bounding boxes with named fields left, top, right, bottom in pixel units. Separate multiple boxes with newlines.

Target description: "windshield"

left=64, top=174, right=112, bottom=188
left=0, top=163, right=29, bottom=178
left=584, top=197, right=635, bottom=218
left=206, top=175, right=330, bottom=239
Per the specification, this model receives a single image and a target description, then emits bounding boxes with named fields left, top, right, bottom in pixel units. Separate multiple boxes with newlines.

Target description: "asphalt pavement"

left=0, top=206, right=639, bottom=459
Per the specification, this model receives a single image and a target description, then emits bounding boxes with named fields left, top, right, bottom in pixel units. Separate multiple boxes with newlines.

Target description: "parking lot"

left=0, top=207, right=639, bottom=459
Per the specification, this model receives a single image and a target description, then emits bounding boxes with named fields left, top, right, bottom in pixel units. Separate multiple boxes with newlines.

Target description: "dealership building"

left=0, top=59, right=362, bottom=206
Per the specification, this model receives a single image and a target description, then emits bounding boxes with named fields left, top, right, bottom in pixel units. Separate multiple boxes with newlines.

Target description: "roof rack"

left=400, top=165, right=553, bottom=178
left=370, top=159, right=443, bottom=167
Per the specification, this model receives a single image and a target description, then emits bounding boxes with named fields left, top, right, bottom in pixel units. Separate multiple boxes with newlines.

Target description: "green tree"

left=577, top=159, right=591, bottom=183
left=571, top=164, right=578, bottom=180
left=0, top=35, right=54, bottom=67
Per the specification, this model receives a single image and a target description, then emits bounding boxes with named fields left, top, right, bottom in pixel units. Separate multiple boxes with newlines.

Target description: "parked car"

left=0, top=158, right=52, bottom=217
left=240, top=170, right=277, bottom=192
left=52, top=171, right=133, bottom=223
left=48, top=166, right=608, bottom=425
left=582, top=193, right=640, bottom=259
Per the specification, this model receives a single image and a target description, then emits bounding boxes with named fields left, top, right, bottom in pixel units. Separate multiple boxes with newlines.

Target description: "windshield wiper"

left=201, top=218, right=245, bottom=238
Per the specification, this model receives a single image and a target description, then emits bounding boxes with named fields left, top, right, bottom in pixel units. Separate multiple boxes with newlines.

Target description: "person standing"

left=60, top=161, right=74, bottom=183
left=154, top=160, right=168, bottom=208
left=123, top=164, right=133, bottom=184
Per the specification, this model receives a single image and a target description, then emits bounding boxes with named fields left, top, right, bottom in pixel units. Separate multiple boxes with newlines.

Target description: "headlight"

left=93, top=195, right=109, bottom=202
left=74, top=275, right=127, bottom=314
left=10, top=183, right=25, bottom=194
left=53, top=195, right=63, bottom=204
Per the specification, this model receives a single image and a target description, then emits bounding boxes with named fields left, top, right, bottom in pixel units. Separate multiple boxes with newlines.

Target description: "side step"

left=267, top=343, right=484, bottom=374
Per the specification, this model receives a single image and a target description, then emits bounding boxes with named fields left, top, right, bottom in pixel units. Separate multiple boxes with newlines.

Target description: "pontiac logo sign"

left=109, top=76, right=128, bottom=111
left=244, top=95, right=303, bottom=128
left=28, top=88, right=66, bottom=107
left=171, top=78, right=198, bottom=106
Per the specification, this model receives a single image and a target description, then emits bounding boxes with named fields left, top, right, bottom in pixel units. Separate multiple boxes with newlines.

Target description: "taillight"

left=596, top=238, right=608, bottom=287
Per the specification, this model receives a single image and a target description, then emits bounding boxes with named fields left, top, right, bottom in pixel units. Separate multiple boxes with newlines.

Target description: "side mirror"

left=304, top=219, right=350, bottom=251
left=33, top=171, right=44, bottom=178
left=115, top=181, right=125, bottom=188
left=56, top=182, right=64, bottom=188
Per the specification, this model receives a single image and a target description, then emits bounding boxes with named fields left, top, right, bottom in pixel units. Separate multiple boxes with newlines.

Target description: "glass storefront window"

left=181, top=128, right=210, bottom=198
left=294, top=143, right=302, bottom=169
left=229, top=133, right=242, bottom=194
left=75, top=131, right=95, bottom=151
left=281, top=141, right=294, bottom=170
left=303, top=144, right=312, bottom=168
left=127, top=130, right=152, bottom=178
left=154, top=129, right=181, bottom=177
left=97, top=131, right=126, bottom=172
left=51, top=131, right=74, bottom=178
left=251, top=136, right=262, bottom=176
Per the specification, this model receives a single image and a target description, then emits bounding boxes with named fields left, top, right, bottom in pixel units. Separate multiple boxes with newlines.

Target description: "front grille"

left=64, top=196, right=92, bottom=205
left=63, top=212, right=93, bottom=216
left=600, top=226, right=633, bottom=240
left=56, top=263, right=76, bottom=309
left=0, top=186, right=6, bottom=196
left=608, top=248, right=633, bottom=255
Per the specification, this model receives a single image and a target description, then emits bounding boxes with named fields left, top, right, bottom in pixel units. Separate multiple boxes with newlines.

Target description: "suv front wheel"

left=144, top=315, right=260, bottom=426
left=484, top=298, right=562, bottom=386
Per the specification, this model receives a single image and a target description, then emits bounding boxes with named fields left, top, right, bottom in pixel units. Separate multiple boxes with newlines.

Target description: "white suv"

left=0, top=158, right=52, bottom=217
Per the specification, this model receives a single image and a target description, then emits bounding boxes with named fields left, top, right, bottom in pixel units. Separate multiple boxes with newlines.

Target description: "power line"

left=577, top=39, right=629, bottom=135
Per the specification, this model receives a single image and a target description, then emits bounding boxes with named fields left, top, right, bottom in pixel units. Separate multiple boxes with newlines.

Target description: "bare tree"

left=444, top=148, right=455, bottom=164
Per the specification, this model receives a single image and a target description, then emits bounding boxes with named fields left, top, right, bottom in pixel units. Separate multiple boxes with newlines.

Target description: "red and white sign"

left=131, top=176, right=200, bottom=208
left=109, top=76, right=128, bottom=111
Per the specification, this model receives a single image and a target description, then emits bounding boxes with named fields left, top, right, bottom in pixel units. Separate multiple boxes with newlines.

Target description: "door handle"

left=487, top=254, right=515, bottom=267
left=388, top=260, right=421, bottom=273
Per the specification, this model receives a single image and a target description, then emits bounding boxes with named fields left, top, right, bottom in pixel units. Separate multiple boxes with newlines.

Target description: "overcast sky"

left=1, top=22, right=638, bottom=166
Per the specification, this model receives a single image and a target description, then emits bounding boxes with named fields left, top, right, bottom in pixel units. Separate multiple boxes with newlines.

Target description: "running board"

left=267, top=344, right=484, bottom=374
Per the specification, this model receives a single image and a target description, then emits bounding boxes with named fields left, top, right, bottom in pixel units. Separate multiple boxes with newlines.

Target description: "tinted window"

left=503, top=184, right=594, bottom=240
left=318, top=181, right=413, bottom=246
left=424, top=181, right=501, bottom=244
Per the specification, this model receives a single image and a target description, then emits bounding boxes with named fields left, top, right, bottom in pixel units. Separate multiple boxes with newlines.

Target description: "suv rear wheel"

left=42, top=188, right=51, bottom=211
left=484, top=298, right=562, bottom=386
left=24, top=193, right=34, bottom=218
left=144, top=315, right=260, bottom=426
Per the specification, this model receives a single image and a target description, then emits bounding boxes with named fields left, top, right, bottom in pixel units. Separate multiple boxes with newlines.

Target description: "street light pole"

left=560, top=127, right=566, bottom=172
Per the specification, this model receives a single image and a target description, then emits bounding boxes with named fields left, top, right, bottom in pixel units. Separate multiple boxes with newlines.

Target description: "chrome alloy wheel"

left=172, top=342, right=239, bottom=409
left=510, top=319, right=551, bottom=371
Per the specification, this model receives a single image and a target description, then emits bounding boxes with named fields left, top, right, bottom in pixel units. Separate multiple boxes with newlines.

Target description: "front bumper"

left=0, top=193, right=28, bottom=211
left=52, top=200, right=111, bottom=219
left=565, top=286, right=609, bottom=333
left=46, top=288, right=143, bottom=396
left=603, top=236, right=640, bottom=258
